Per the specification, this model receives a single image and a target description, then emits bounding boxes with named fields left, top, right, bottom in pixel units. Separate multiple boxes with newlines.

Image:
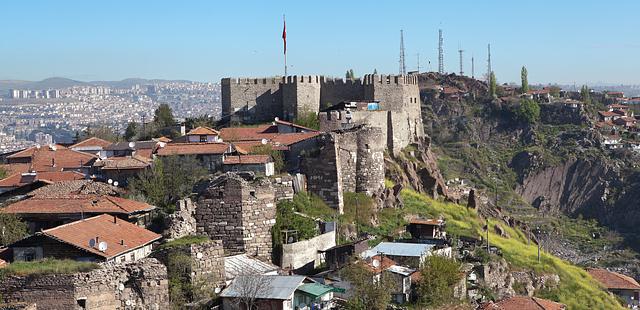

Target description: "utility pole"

left=487, top=43, right=492, bottom=81
left=438, top=29, right=444, bottom=74
left=458, top=48, right=464, bottom=76
left=471, top=55, right=475, bottom=79
left=399, top=30, right=407, bottom=75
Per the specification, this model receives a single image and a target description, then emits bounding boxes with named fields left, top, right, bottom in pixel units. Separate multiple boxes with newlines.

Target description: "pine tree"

left=521, top=66, right=529, bottom=94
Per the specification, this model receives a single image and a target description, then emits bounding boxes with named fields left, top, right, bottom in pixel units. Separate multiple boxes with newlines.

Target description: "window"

left=250, top=190, right=256, bottom=198
left=76, top=299, right=87, bottom=309
left=200, top=135, right=207, bottom=142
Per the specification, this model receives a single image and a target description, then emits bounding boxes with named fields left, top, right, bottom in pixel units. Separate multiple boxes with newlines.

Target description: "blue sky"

left=2, top=1, right=639, bottom=84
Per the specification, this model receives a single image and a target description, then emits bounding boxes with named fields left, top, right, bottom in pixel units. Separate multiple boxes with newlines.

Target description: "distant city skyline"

left=2, top=1, right=640, bottom=85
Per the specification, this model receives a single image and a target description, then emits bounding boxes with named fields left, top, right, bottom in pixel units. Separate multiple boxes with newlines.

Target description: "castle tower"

left=355, top=126, right=385, bottom=194
left=194, top=173, right=276, bottom=261
left=282, top=75, right=322, bottom=121
left=221, top=77, right=283, bottom=123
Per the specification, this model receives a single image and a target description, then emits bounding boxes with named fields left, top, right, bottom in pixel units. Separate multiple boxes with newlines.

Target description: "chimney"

left=51, top=158, right=56, bottom=167
left=113, top=216, right=117, bottom=223
left=95, top=236, right=99, bottom=245
left=120, top=240, right=125, bottom=246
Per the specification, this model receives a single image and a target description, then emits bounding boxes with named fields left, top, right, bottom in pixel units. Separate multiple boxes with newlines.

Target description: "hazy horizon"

left=3, top=1, right=640, bottom=85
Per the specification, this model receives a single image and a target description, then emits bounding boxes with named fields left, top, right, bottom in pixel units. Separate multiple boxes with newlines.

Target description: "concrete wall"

left=0, top=258, right=169, bottom=310
left=194, top=173, right=276, bottom=261
left=280, top=230, right=336, bottom=273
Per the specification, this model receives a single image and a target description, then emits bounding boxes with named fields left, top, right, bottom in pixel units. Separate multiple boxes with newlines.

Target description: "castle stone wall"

left=194, top=173, right=276, bottom=261
left=300, top=134, right=344, bottom=213
left=221, top=77, right=283, bottom=123
left=320, top=77, right=365, bottom=109
left=355, top=127, right=385, bottom=194
left=282, top=75, right=322, bottom=120
left=0, top=258, right=169, bottom=310
left=153, top=240, right=226, bottom=290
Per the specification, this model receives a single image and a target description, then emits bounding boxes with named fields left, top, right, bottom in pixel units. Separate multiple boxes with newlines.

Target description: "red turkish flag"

left=282, top=18, right=287, bottom=55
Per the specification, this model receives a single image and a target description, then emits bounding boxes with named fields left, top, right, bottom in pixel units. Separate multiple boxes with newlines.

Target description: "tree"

left=293, top=111, right=320, bottom=130
left=81, top=125, right=120, bottom=142
left=0, top=165, right=7, bottom=180
left=581, top=85, right=592, bottom=105
left=252, top=144, right=284, bottom=173
left=489, top=71, right=497, bottom=98
left=515, top=98, right=541, bottom=124
left=0, top=213, right=28, bottom=246
left=521, top=66, right=529, bottom=94
left=128, top=155, right=206, bottom=212
left=230, top=274, right=271, bottom=310
left=185, top=115, right=215, bottom=129
left=341, top=262, right=393, bottom=310
left=416, top=255, right=462, bottom=307
left=124, top=122, right=139, bottom=141
left=154, top=103, right=176, bottom=128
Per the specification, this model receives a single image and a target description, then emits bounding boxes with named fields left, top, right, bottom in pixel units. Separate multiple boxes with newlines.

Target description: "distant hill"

left=0, top=77, right=197, bottom=94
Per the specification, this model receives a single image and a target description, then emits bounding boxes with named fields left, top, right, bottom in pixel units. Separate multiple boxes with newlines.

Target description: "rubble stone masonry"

left=194, top=173, right=276, bottom=262
left=0, top=258, right=169, bottom=310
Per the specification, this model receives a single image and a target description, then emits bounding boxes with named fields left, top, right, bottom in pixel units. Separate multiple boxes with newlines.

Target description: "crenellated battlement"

left=221, top=77, right=283, bottom=85
left=320, top=77, right=363, bottom=86
left=363, top=74, right=418, bottom=85
left=283, top=75, right=322, bottom=84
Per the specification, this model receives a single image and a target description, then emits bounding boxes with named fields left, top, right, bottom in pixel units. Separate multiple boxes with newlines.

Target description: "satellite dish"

left=107, top=179, right=113, bottom=184
left=113, top=181, right=119, bottom=187
left=159, top=142, right=166, bottom=148
left=128, top=141, right=135, bottom=148
left=214, top=287, right=222, bottom=294
left=372, top=259, right=380, bottom=268
left=261, top=138, right=268, bottom=145
left=98, top=241, right=108, bottom=252
left=36, top=144, right=41, bottom=149
left=89, top=238, right=96, bottom=248
left=274, top=117, right=279, bottom=122
left=196, top=252, right=203, bottom=259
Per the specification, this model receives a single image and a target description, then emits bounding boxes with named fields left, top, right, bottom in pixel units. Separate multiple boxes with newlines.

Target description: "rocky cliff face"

left=514, top=155, right=612, bottom=216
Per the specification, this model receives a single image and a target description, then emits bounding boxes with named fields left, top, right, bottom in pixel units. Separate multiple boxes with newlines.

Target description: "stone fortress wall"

left=193, top=173, right=276, bottom=262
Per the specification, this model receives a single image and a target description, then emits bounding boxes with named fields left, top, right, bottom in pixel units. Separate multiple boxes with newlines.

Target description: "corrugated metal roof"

left=224, top=254, right=279, bottom=280
left=296, top=283, right=336, bottom=297
left=362, top=242, right=434, bottom=258
left=220, top=275, right=306, bottom=300
left=386, top=265, right=416, bottom=277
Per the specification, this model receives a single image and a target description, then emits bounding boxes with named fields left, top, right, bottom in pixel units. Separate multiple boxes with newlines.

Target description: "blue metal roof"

left=220, top=275, right=306, bottom=300
left=362, top=242, right=434, bottom=258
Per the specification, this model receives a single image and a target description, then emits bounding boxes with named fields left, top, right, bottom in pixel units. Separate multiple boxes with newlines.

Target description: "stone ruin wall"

left=0, top=258, right=169, bottom=310
left=300, top=134, right=344, bottom=213
left=152, top=240, right=226, bottom=290
left=194, top=173, right=276, bottom=262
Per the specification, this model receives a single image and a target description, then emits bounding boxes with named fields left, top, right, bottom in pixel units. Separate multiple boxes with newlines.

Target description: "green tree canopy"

left=581, top=85, right=592, bottom=105
left=0, top=213, right=28, bottom=246
left=416, top=255, right=463, bottom=307
left=154, top=103, right=176, bottom=128
left=521, top=66, right=529, bottom=94
left=489, top=71, right=497, bottom=98
left=124, top=122, right=139, bottom=141
left=293, top=111, right=320, bottom=130
left=341, top=262, right=393, bottom=310
left=128, top=155, right=206, bottom=212
left=515, top=98, right=541, bottom=124
left=252, top=144, right=284, bottom=173
left=81, top=125, right=120, bottom=142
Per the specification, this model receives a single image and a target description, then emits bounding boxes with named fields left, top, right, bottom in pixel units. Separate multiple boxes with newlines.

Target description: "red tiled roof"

left=187, top=126, right=220, bottom=136
left=270, top=132, right=321, bottom=146
left=154, top=136, right=172, bottom=143
left=219, top=125, right=279, bottom=141
left=223, top=155, right=272, bottom=165
left=608, top=104, right=629, bottom=109
left=94, top=155, right=152, bottom=170
left=6, top=145, right=97, bottom=172
left=274, top=119, right=319, bottom=132
left=588, top=268, right=640, bottom=290
left=0, top=163, right=31, bottom=175
left=1, top=195, right=155, bottom=215
left=69, top=137, right=113, bottom=149
left=40, top=214, right=161, bottom=259
left=479, top=296, right=566, bottom=310
left=134, top=148, right=154, bottom=159
left=364, top=255, right=397, bottom=273
left=156, top=142, right=230, bottom=156
left=599, top=111, right=619, bottom=117
left=0, top=171, right=86, bottom=188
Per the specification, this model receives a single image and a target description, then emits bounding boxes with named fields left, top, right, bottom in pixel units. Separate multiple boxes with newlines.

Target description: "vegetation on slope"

left=400, top=189, right=624, bottom=309
left=0, top=259, right=99, bottom=277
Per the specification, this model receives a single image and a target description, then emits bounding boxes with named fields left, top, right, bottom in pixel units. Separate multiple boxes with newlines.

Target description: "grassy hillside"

left=400, top=189, right=623, bottom=309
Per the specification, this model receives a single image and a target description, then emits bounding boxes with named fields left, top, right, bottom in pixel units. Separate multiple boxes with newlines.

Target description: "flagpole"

left=283, top=14, right=287, bottom=77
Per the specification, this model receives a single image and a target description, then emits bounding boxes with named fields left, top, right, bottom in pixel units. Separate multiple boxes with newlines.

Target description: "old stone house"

left=9, top=214, right=161, bottom=263
left=223, top=154, right=275, bottom=176
left=155, top=141, right=238, bottom=172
